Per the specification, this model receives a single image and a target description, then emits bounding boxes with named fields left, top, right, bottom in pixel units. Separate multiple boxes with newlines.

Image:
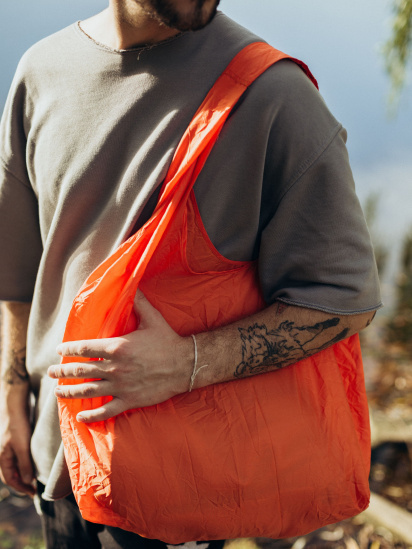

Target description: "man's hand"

left=0, top=394, right=35, bottom=497
left=48, top=291, right=194, bottom=423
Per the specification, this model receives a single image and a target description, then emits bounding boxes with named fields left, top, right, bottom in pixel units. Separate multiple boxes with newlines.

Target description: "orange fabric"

left=58, top=42, right=370, bottom=543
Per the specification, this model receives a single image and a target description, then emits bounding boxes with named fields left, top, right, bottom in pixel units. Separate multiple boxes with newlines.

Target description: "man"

left=0, top=1, right=381, bottom=548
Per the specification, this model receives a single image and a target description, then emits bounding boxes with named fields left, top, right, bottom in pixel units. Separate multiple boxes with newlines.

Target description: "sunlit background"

left=1, top=1, right=411, bottom=547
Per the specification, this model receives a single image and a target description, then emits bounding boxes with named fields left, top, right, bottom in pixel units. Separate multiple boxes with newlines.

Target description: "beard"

left=138, top=0, right=221, bottom=31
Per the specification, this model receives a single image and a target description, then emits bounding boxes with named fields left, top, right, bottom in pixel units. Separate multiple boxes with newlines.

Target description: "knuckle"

left=80, top=385, right=95, bottom=398
left=76, top=343, right=91, bottom=356
left=59, top=387, right=69, bottom=398
left=73, top=365, right=86, bottom=378
left=51, top=365, right=62, bottom=378
left=106, top=339, right=124, bottom=357
left=106, top=364, right=119, bottom=378
left=60, top=386, right=80, bottom=399
left=82, top=411, right=102, bottom=423
left=65, top=387, right=76, bottom=398
left=55, top=366, right=67, bottom=379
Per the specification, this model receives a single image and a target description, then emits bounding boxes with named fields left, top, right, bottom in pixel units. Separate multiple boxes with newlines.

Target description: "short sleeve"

left=0, top=162, right=42, bottom=301
left=0, top=59, right=42, bottom=302
left=259, top=128, right=382, bottom=314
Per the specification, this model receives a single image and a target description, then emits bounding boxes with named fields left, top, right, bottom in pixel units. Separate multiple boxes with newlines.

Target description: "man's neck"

left=80, top=1, right=180, bottom=51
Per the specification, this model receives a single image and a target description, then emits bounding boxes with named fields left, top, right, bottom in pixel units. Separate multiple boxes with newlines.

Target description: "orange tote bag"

left=58, top=43, right=370, bottom=543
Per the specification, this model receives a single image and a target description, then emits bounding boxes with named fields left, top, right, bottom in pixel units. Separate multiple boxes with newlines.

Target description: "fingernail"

left=56, top=345, right=63, bottom=355
left=77, top=414, right=85, bottom=422
left=48, top=366, right=55, bottom=377
left=54, top=387, right=62, bottom=396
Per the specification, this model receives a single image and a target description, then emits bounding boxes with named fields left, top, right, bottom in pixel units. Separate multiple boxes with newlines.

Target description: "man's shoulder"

left=16, top=24, right=80, bottom=80
left=250, top=58, right=322, bottom=112
left=210, top=14, right=320, bottom=107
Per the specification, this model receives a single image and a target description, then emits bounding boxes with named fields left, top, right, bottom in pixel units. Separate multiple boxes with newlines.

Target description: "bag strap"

left=153, top=42, right=317, bottom=215
left=62, top=43, right=317, bottom=345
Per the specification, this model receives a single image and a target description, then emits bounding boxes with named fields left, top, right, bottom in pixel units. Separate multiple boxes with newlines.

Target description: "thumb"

left=133, top=289, right=163, bottom=329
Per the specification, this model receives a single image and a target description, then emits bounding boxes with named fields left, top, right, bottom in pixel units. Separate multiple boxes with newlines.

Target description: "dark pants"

left=37, top=484, right=226, bottom=549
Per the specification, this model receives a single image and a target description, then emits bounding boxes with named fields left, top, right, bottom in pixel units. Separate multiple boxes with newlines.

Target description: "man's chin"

left=168, top=14, right=217, bottom=32
left=154, top=0, right=220, bottom=32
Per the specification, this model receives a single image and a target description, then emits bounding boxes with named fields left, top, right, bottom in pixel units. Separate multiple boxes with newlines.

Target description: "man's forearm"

left=0, top=301, right=35, bottom=495
left=0, top=301, right=31, bottom=401
left=191, top=301, right=376, bottom=390
left=52, top=293, right=377, bottom=422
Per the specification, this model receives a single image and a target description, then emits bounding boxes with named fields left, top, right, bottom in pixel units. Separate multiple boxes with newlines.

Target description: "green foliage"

left=384, top=0, right=412, bottom=105
left=387, top=228, right=412, bottom=351
left=23, top=539, right=45, bottom=549
left=0, top=529, right=14, bottom=549
left=0, top=526, right=45, bottom=549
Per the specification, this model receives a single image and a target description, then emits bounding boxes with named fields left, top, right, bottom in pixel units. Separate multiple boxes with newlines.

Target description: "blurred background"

left=0, top=0, right=411, bottom=547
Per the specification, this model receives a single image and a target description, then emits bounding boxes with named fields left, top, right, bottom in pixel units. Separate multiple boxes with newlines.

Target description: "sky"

left=0, top=0, right=411, bottom=287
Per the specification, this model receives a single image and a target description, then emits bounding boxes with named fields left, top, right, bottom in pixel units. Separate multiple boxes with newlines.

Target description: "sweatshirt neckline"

left=73, top=20, right=189, bottom=55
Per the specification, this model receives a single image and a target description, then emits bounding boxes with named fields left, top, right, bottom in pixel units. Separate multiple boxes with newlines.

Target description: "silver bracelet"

left=189, top=334, right=209, bottom=392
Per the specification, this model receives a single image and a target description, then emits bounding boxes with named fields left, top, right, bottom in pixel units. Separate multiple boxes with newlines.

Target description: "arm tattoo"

left=234, top=318, right=349, bottom=378
left=2, top=346, right=29, bottom=384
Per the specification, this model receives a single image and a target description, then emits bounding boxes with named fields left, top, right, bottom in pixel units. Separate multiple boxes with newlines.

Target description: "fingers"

left=0, top=446, right=35, bottom=497
left=48, top=362, right=105, bottom=380
left=54, top=380, right=112, bottom=400
left=76, top=398, right=126, bottom=423
left=56, top=338, right=119, bottom=360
